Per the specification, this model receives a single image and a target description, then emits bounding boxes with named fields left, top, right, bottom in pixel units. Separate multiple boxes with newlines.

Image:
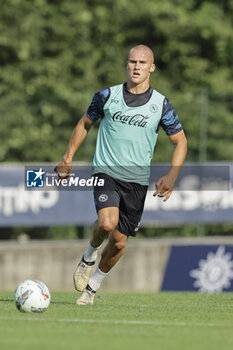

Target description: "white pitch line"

left=0, top=316, right=232, bottom=328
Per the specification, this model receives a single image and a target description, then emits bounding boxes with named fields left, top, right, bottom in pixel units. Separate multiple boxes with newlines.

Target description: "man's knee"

left=114, top=239, right=126, bottom=251
left=99, top=218, right=117, bottom=234
left=109, top=231, right=127, bottom=253
left=101, top=237, right=126, bottom=260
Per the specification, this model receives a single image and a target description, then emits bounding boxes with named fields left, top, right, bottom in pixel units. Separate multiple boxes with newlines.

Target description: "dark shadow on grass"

left=0, top=299, right=14, bottom=302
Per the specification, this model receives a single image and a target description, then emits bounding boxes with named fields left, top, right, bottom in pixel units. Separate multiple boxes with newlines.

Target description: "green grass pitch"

left=0, top=291, right=233, bottom=350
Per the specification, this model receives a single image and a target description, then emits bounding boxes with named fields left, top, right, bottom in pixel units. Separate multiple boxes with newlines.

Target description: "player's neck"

left=126, top=80, right=150, bottom=94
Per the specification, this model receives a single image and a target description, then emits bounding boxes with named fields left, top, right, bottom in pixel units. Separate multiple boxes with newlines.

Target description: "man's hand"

left=153, top=130, right=187, bottom=202
left=54, top=161, right=72, bottom=180
left=153, top=174, right=175, bottom=202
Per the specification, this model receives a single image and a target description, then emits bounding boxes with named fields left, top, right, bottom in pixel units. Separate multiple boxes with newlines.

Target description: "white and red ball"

left=14, top=280, right=51, bottom=313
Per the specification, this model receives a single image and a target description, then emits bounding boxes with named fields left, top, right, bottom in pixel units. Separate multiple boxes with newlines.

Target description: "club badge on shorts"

left=98, top=194, right=108, bottom=202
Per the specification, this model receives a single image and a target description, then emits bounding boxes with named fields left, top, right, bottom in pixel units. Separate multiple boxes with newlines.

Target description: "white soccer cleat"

left=73, top=256, right=95, bottom=292
left=76, top=285, right=96, bottom=305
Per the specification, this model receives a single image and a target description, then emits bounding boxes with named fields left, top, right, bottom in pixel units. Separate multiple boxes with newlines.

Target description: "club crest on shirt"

left=150, top=104, right=158, bottom=113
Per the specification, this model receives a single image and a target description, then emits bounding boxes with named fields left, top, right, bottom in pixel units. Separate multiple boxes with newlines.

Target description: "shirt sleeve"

left=159, top=97, right=183, bottom=136
left=86, top=88, right=111, bottom=122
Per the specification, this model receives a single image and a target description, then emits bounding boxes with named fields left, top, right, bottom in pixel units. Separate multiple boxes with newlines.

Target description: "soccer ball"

left=14, top=279, right=51, bottom=313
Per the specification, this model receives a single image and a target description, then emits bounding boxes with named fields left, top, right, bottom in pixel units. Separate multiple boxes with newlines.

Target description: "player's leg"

left=90, top=206, right=119, bottom=248
left=77, top=180, right=148, bottom=303
left=98, top=229, right=128, bottom=273
left=76, top=228, right=127, bottom=305
left=73, top=206, right=119, bottom=292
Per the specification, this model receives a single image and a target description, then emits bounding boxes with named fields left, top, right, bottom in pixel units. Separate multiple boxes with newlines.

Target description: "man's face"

left=126, top=48, right=155, bottom=85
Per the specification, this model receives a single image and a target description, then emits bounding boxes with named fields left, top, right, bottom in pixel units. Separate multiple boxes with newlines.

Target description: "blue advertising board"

left=0, top=163, right=232, bottom=226
left=161, top=245, right=233, bottom=293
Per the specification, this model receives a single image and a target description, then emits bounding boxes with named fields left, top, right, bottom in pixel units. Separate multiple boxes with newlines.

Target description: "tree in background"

left=0, top=0, right=233, bottom=239
left=0, top=0, right=232, bottom=163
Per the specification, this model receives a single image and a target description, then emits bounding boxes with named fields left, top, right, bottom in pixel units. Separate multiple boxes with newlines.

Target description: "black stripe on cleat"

left=86, top=284, right=96, bottom=294
left=82, top=256, right=95, bottom=266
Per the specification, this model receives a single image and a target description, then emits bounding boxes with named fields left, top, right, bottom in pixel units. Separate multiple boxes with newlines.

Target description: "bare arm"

left=55, top=114, right=93, bottom=179
left=153, top=129, right=187, bottom=201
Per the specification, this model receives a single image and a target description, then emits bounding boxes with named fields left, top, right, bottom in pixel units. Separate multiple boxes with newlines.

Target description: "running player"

left=55, top=45, right=187, bottom=305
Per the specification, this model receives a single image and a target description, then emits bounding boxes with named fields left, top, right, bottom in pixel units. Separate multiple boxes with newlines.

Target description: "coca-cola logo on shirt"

left=112, top=111, right=149, bottom=128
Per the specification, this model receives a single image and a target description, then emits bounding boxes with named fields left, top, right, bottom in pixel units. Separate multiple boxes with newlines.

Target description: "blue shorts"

left=93, top=173, right=148, bottom=237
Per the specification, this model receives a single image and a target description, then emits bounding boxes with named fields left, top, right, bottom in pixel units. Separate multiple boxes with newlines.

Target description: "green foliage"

left=138, top=223, right=233, bottom=238
left=1, top=223, right=233, bottom=240
left=0, top=0, right=232, bottom=163
left=0, top=226, right=86, bottom=240
left=0, top=0, right=233, bottom=238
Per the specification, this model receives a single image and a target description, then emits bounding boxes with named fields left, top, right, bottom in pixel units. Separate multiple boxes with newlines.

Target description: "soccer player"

left=55, top=45, right=187, bottom=305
